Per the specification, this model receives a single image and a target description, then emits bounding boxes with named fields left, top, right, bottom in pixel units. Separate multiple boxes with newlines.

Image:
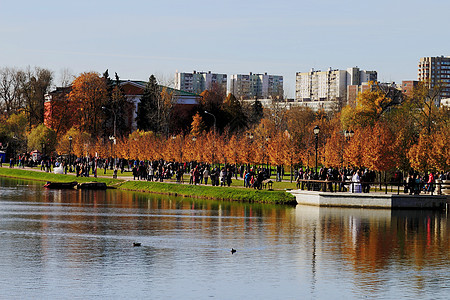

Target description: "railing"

left=295, top=179, right=448, bottom=196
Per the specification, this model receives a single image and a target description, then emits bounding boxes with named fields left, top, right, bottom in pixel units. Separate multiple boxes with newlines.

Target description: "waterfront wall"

left=289, top=190, right=449, bottom=209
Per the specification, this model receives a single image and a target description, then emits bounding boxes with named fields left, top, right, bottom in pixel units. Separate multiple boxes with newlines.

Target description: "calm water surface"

left=0, top=177, right=449, bottom=299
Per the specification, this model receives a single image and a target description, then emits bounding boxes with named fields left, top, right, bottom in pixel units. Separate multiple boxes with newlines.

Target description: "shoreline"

left=0, top=166, right=297, bottom=206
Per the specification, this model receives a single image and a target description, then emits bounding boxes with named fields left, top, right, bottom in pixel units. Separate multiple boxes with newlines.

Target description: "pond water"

left=0, top=177, right=449, bottom=299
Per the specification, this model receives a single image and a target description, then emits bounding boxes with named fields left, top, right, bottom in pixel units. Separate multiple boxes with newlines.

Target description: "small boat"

left=44, top=181, right=78, bottom=189
left=77, top=182, right=107, bottom=190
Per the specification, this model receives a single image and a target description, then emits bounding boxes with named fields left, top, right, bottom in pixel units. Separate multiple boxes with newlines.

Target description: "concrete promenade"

left=289, top=189, right=449, bottom=209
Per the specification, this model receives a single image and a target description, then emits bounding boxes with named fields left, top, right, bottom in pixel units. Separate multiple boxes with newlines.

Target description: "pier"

left=289, top=190, right=449, bottom=209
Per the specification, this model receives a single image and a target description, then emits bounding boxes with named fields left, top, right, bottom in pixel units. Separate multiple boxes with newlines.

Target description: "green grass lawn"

left=0, top=166, right=297, bottom=205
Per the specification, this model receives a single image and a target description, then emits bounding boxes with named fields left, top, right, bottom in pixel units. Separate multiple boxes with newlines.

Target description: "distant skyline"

left=1, top=0, right=450, bottom=97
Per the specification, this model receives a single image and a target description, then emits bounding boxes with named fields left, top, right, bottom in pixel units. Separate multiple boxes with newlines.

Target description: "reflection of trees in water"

left=292, top=206, right=449, bottom=296
left=309, top=207, right=449, bottom=293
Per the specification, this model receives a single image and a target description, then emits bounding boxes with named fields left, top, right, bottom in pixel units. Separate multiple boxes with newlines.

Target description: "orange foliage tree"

left=323, top=128, right=345, bottom=168
left=343, top=128, right=366, bottom=168
left=69, top=72, right=108, bottom=137
left=362, top=122, right=397, bottom=172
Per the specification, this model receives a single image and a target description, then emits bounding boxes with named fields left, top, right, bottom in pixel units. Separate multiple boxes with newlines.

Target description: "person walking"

left=203, top=167, right=209, bottom=185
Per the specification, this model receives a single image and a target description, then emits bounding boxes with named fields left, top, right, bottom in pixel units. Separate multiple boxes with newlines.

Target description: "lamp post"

left=342, top=129, right=354, bottom=168
left=109, top=136, right=116, bottom=167
left=313, top=125, right=320, bottom=174
left=102, top=106, right=117, bottom=138
left=204, top=111, right=216, bottom=134
left=68, top=136, right=73, bottom=172
left=344, top=129, right=354, bottom=141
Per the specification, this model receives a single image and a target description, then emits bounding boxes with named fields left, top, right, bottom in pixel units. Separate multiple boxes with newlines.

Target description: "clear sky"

left=1, top=0, right=449, bottom=97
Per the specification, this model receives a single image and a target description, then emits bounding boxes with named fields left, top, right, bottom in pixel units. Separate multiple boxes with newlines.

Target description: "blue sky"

left=1, top=0, right=450, bottom=97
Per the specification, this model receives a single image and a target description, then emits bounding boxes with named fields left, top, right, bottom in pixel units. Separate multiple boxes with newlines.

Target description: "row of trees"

left=1, top=65, right=449, bottom=174
left=52, top=80, right=448, bottom=174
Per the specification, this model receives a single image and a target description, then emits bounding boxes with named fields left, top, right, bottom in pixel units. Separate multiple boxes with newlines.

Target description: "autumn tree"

left=44, top=86, right=77, bottom=137
left=284, top=106, right=316, bottom=167
left=323, top=128, right=345, bottom=168
left=343, top=128, right=366, bottom=168
left=69, top=72, right=108, bottom=137
left=429, top=126, right=450, bottom=172
left=408, top=125, right=450, bottom=173
left=407, top=133, right=432, bottom=173
left=341, top=85, right=392, bottom=129
left=362, top=121, right=397, bottom=172
left=190, top=112, right=205, bottom=137
left=224, top=134, right=241, bottom=168
left=199, top=83, right=226, bottom=132
left=239, top=132, right=256, bottom=167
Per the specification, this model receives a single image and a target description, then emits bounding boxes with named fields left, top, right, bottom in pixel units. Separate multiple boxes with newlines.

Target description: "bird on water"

left=231, top=248, right=236, bottom=254
left=133, top=242, right=141, bottom=247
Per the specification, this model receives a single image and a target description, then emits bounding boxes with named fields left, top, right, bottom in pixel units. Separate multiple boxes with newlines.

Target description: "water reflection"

left=295, top=206, right=450, bottom=298
left=0, top=177, right=449, bottom=299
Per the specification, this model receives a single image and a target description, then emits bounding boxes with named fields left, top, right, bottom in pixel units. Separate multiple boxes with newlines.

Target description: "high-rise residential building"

left=418, top=56, right=450, bottom=101
left=229, top=73, right=283, bottom=100
left=175, top=71, right=227, bottom=95
left=295, top=67, right=377, bottom=111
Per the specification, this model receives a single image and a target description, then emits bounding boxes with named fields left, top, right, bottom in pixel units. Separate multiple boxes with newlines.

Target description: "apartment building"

left=175, top=71, right=227, bottom=95
left=229, top=72, right=284, bottom=100
left=418, top=56, right=450, bottom=102
left=295, top=67, right=377, bottom=111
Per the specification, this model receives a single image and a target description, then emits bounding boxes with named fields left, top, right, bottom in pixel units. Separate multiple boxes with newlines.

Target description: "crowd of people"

left=3, top=152, right=449, bottom=194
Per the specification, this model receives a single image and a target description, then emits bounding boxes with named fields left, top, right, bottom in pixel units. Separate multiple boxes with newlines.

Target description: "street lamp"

left=344, top=129, right=354, bottom=140
left=204, top=111, right=216, bottom=134
left=109, top=135, right=116, bottom=167
left=102, top=106, right=117, bottom=139
left=41, top=142, right=45, bottom=158
left=68, top=136, right=72, bottom=172
left=313, top=125, right=320, bottom=174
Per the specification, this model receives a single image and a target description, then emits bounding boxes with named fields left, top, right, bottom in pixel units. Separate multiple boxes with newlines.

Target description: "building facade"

left=175, top=71, right=227, bottom=94
left=418, top=56, right=450, bottom=102
left=229, top=73, right=283, bottom=100
left=400, top=80, right=419, bottom=98
left=295, top=67, right=377, bottom=111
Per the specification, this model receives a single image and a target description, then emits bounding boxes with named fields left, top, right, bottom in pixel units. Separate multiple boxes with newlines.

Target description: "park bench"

left=262, top=179, right=273, bottom=190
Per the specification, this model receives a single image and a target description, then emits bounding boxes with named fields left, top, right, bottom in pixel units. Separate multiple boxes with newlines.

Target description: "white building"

left=295, top=67, right=377, bottom=111
left=229, top=73, right=283, bottom=100
left=175, top=71, right=227, bottom=94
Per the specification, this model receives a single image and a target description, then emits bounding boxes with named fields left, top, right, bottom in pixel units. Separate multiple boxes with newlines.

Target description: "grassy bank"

left=119, top=180, right=296, bottom=205
left=0, top=167, right=296, bottom=205
left=0, top=167, right=120, bottom=186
